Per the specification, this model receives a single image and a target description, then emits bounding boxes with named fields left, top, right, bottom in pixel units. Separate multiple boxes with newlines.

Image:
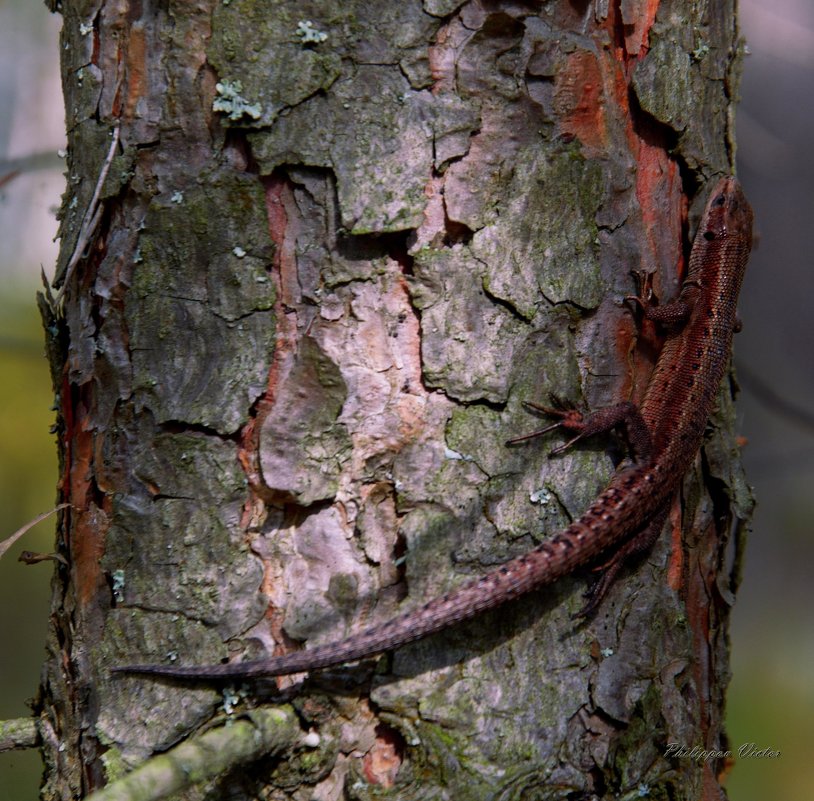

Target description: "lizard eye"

left=703, top=230, right=716, bottom=240
left=712, top=194, right=726, bottom=207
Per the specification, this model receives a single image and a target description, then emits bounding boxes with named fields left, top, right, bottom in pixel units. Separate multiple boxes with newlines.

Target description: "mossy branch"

left=85, top=707, right=300, bottom=801
left=0, top=717, right=39, bottom=752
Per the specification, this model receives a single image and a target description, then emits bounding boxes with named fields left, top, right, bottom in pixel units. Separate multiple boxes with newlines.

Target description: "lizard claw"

left=548, top=432, right=588, bottom=457
left=506, top=419, right=565, bottom=445
left=626, top=269, right=657, bottom=314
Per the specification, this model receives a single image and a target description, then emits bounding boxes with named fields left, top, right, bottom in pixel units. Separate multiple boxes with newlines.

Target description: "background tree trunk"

left=40, top=1, right=751, bottom=799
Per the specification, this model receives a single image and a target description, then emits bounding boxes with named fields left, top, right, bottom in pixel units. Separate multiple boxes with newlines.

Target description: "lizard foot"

left=625, top=269, right=657, bottom=314
left=506, top=397, right=589, bottom=455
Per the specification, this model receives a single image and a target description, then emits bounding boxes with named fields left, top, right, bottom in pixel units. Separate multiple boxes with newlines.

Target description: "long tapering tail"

left=114, top=478, right=649, bottom=681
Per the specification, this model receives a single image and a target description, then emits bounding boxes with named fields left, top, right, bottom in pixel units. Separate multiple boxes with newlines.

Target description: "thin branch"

left=54, top=125, right=121, bottom=306
left=0, top=150, right=64, bottom=178
left=0, top=504, right=70, bottom=561
left=84, top=707, right=300, bottom=801
left=0, top=717, right=39, bottom=752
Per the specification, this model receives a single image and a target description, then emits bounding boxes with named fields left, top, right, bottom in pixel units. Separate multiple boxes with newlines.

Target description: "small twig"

left=41, top=265, right=58, bottom=308
left=54, top=125, right=121, bottom=306
left=0, top=169, right=21, bottom=190
left=0, top=717, right=39, bottom=752
left=0, top=503, right=70, bottom=561
left=18, top=549, right=69, bottom=567
left=84, top=707, right=299, bottom=801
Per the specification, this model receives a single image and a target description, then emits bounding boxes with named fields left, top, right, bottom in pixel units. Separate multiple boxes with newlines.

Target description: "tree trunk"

left=38, top=1, right=751, bottom=799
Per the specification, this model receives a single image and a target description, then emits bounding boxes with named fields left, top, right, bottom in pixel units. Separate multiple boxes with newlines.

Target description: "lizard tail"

left=113, top=479, right=646, bottom=681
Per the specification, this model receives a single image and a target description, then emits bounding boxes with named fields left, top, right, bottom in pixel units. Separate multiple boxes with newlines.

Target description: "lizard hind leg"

left=574, top=503, right=670, bottom=619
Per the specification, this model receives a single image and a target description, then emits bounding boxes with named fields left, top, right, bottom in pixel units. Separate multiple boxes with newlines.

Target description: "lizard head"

left=700, top=176, right=754, bottom=249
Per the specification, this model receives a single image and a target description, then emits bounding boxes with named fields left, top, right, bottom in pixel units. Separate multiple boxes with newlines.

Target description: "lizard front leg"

left=509, top=398, right=654, bottom=464
left=627, top=268, right=698, bottom=326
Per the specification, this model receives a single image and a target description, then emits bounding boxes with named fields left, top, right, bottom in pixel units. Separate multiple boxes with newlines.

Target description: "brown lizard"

left=114, top=176, right=753, bottom=681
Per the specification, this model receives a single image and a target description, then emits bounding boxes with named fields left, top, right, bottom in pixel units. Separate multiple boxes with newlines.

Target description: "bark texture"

left=40, top=1, right=751, bottom=799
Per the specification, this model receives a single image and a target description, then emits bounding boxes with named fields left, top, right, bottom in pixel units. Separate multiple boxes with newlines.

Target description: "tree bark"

left=39, top=1, right=752, bottom=799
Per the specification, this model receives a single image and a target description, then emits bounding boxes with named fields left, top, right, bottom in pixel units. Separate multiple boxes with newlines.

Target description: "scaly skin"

left=114, top=177, right=753, bottom=681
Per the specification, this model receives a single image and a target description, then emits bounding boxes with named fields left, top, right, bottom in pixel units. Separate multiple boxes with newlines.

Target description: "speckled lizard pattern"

left=114, top=177, right=753, bottom=681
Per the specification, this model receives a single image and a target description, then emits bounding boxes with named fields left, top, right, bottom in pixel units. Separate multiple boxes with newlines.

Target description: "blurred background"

left=0, top=1, right=810, bottom=798
left=0, top=3, right=65, bottom=800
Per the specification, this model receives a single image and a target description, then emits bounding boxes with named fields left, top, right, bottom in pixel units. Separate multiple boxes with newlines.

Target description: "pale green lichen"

left=691, top=38, right=709, bottom=62
left=111, top=569, right=125, bottom=602
left=295, top=20, right=328, bottom=44
left=529, top=487, right=552, bottom=505
left=221, top=685, right=247, bottom=715
left=444, top=446, right=473, bottom=462
left=213, top=80, right=263, bottom=121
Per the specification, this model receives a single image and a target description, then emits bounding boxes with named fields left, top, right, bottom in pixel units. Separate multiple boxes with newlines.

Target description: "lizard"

left=114, top=176, right=753, bottom=681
